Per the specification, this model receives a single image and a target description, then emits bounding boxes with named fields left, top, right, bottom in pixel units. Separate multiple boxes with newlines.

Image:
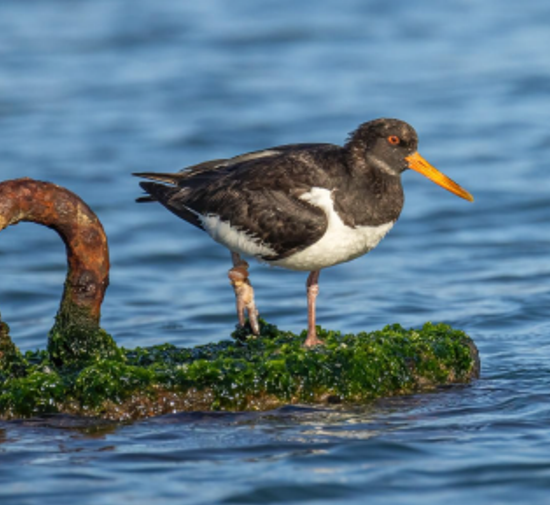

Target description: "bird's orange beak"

left=405, top=152, right=474, bottom=202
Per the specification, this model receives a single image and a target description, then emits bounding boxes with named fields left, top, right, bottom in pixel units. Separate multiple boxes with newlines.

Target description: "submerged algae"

left=0, top=320, right=479, bottom=421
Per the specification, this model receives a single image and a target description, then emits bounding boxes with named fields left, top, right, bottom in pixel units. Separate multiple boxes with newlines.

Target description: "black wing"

left=136, top=143, right=345, bottom=259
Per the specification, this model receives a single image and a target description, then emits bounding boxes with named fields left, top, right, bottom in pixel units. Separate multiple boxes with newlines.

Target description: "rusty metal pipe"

left=0, top=178, right=109, bottom=336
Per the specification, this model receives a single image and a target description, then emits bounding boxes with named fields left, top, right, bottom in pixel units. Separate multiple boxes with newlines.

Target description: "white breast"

left=269, top=187, right=394, bottom=271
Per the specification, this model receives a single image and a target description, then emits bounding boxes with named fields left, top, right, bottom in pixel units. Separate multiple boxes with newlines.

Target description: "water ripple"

left=2, top=0, right=550, bottom=503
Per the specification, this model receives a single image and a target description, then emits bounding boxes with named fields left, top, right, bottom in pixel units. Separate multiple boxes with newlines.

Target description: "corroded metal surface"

left=0, top=178, right=110, bottom=328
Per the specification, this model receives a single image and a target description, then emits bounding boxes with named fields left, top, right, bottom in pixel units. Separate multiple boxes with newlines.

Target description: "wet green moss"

left=48, top=298, right=122, bottom=368
left=0, top=321, right=479, bottom=420
left=1, top=370, right=66, bottom=417
left=0, top=319, right=28, bottom=379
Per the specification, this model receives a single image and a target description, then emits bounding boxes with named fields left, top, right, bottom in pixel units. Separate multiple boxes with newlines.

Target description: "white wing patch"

left=199, top=214, right=278, bottom=259
left=270, top=187, right=394, bottom=271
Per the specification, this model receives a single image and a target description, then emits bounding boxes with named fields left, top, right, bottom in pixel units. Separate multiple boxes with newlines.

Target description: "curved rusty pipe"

left=0, top=178, right=110, bottom=361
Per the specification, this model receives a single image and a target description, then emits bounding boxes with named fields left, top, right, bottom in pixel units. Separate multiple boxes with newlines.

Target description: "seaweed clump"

left=0, top=320, right=479, bottom=421
left=48, top=293, right=122, bottom=369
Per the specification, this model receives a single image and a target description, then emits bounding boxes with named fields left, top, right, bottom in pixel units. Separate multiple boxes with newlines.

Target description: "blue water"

left=2, top=0, right=550, bottom=503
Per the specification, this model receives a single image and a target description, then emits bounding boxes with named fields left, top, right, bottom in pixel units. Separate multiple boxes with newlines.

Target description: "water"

left=1, top=0, right=550, bottom=503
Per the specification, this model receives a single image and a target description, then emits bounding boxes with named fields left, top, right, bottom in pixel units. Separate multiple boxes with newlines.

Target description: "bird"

left=134, top=118, right=473, bottom=347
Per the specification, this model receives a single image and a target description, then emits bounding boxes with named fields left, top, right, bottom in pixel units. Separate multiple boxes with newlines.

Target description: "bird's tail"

left=136, top=181, right=202, bottom=228
left=136, top=181, right=179, bottom=204
left=133, top=172, right=182, bottom=203
left=135, top=195, right=155, bottom=203
left=133, top=172, right=183, bottom=184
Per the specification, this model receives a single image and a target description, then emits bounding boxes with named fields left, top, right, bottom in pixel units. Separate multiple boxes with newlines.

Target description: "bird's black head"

left=346, top=118, right=474, bottom=202
left=346, top=118, right=418, bottom=176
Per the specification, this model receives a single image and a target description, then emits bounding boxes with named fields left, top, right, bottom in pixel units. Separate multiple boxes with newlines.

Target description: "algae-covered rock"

left=48, top=296, right=123, bottom=369
left=0, top=321, right=479, bottom=420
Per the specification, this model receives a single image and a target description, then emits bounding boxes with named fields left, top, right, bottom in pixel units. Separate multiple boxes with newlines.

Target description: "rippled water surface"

left=2, top=1, right=550, bottom=503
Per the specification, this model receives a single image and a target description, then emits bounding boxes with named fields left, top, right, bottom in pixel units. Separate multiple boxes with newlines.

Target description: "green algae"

left=48, top=296, right=122, bottom=368
left=0, top=320, right=479, bottom=421
left=1, top=319, right=28, bottom=379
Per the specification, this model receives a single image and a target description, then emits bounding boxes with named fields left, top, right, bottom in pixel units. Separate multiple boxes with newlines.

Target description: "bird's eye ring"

left=387, top=135, right=400, bottom=145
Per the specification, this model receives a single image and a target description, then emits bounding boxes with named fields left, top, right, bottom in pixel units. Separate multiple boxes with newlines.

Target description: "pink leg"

left=303, top=270, right=324, bottom=347
left=228, top=252, right=260, bottom=335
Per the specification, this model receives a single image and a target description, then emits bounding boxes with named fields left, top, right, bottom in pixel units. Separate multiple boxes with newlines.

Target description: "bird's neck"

left=335, top=147, right=404, bottom=227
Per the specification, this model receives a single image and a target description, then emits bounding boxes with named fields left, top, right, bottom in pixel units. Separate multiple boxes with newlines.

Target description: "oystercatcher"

left=135, top=118, right=473, bottom=346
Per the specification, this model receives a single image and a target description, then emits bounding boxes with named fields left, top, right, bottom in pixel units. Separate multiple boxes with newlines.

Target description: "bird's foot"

left=228, top=265, right=260, bottom=335
left=303, top=330, right=324, bottom=348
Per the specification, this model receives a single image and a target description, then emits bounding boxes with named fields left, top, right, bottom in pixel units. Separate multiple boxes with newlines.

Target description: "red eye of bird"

left=387, top=135, right=400, bottom=145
